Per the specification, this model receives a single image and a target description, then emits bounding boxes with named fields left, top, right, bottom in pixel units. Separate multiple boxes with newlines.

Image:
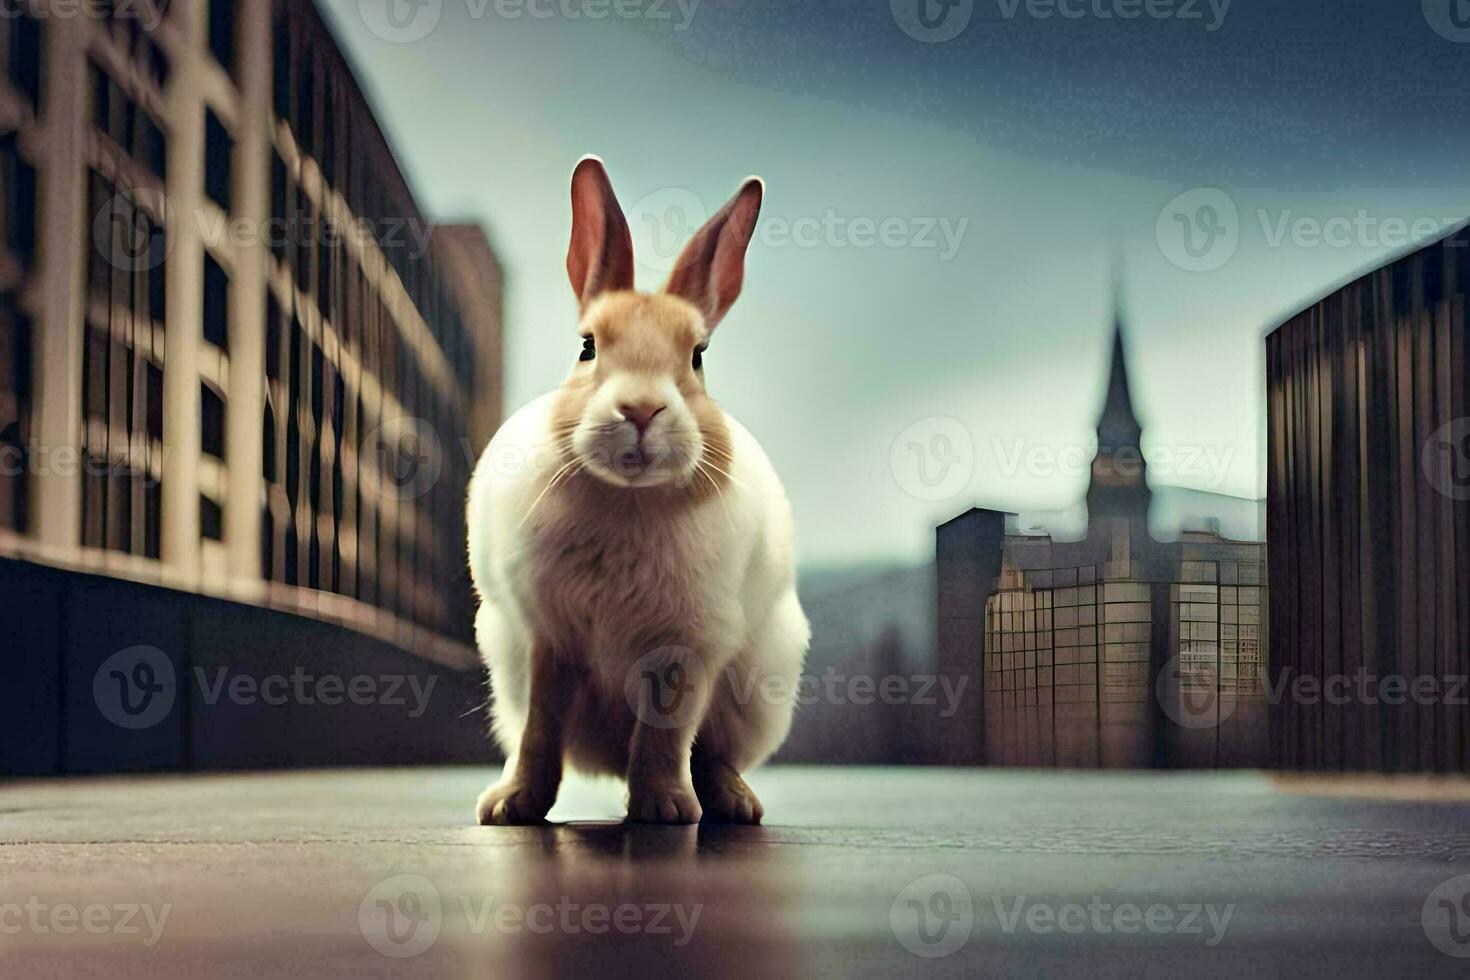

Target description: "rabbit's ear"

left=664, top=177, right=763, bottom=332
left=567, top=156, right=635, bottom=309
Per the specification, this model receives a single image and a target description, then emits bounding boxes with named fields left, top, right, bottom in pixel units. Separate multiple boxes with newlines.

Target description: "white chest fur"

left=512, top=487, right=747, bottom=681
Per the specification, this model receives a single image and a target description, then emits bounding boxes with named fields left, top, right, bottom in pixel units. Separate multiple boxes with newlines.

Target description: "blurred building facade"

left=0, top=0, right=502, bottom=773
left=1268, top=226, right=1470, bottom=772
left=938, top=318, right=1268, bottom=768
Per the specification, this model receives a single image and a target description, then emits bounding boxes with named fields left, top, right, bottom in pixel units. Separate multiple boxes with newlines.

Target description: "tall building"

left=938, top=312, right=1268, bottom=768
left=0, top=1, right=502, bottom=773
left=1267, top=225, right=1469, bottom=772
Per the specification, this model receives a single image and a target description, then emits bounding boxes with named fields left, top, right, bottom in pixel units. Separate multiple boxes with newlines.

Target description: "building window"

left=143, top=34, right=171, bottom=90
left=201, top=382, right=226, bottom=460
left=4, top=8, right=42, bottom=111
left=296, top=52, right=317, bottom=159
left=0, top=293, right=30, bottom=532
left=79, top=158, right=167, bottom=563
left=270, top=151, right=288, bottom=262
left=272, top=12, right=291, bottom=121
left=262, top=398, right=277, bottom=484
left=200, top=494, right=223, bottom=541
left=265, top=294, right=283, bottom=382
left=317, top=215, right=335, bottom=309
left=1, top=134, right=37, bottom=270
left=91, top=61, right=169, bottom=182
left=205, top=110, right=233, bottom=212
left=139, top=112, right=167, bottom=180
left=146, top=361, right=164, bottom=441
left=209, top=0, right=238, bottom=80
left=147, top=238, right=167, bottom=325
left=203, top=251, right=229, bottom=350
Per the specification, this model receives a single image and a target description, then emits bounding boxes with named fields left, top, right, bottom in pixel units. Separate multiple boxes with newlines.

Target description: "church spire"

left=1086, top=274, right=1151, bottom=529
left=1096, top=305, right=1143, bottom=454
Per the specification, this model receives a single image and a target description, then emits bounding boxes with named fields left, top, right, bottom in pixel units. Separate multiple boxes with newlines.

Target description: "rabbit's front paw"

left=476, top=780, right=555, bottom=826
left=694, top=768, right=763, bottom=825
left=627, top=781, right=703, bottom=824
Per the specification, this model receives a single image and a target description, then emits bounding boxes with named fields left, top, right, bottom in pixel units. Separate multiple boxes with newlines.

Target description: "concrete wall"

left=0, top=557, right=496, bottom=776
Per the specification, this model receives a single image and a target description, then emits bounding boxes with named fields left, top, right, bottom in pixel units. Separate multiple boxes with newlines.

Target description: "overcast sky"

left=322, top=0, right=1470, bottom=566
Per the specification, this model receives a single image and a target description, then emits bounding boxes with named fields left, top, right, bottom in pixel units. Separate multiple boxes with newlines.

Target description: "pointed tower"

left=1085, top=301, right=1151, bottom=532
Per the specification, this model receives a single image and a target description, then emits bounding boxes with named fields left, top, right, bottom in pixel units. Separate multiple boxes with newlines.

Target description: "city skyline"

left=937, top=312, right=1267, bottom=770
left=318, top=0, right=1470, bottom=566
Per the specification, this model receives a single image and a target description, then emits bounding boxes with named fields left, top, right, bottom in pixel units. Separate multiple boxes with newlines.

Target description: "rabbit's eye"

left=579, top=336, right=596, bottom=362
left=692, top=345, right=707, bottom=371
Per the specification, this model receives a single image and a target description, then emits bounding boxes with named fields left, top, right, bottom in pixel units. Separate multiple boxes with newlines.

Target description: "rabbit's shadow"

left=513, top=820, right=773, bottom=863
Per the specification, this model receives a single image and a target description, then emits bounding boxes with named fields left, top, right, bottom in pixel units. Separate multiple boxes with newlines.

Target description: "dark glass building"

left=1267, top=225, right=1470, bottom=772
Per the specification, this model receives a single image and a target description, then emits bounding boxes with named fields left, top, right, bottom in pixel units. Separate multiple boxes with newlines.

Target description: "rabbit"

left=467, top=156, right=810, bottom=826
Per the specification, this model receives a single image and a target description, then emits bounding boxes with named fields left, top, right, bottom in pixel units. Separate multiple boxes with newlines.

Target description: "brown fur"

left=548, top=291, right=734, bottom=504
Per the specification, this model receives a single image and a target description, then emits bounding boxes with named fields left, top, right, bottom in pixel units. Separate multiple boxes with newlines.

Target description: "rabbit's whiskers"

left=517, top=455, right=584, bottom=529
left=695, top=461, right=736, bottom=533
left=697, top=453, right=746, bottom=490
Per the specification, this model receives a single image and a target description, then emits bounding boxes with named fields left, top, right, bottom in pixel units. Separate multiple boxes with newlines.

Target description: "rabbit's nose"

left=619, top=402, right=667, bottom=434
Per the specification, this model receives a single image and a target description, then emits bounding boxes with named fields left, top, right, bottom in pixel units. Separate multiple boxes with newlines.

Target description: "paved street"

left=2, top=768, right=1469, bottom=977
